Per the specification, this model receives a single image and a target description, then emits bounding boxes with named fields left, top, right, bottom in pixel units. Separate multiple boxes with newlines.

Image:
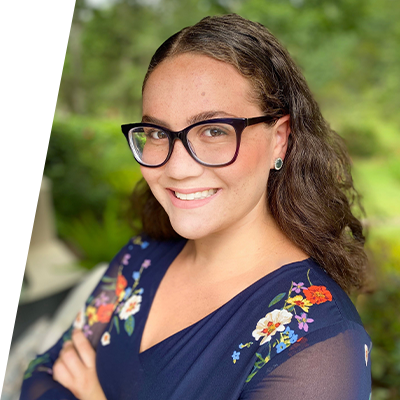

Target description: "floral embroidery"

left=291, top=282, right=306, bottom=294
left=232, top=269, right=333, bottom=383
left=286, top=295, right=313, bottom=312
left=232, top=351, right=240, bottom=363
left=116, top=274, right=128, bottom=298
left=295, top=312, right=314, bottom=332
left=97, top=303, right=115, bottom=323
left=303, top=285, right=332, bottom=304
left=86, top=306, right=99, bottom=326
left=119, top=295, right=142, bottom=320
left=101, top=331, right=111, bottom=346
left=252, top=309, right=292, bottom=345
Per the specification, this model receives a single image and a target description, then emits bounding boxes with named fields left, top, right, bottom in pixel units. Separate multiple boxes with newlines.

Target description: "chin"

left=168, top=217, right=218, bottom=241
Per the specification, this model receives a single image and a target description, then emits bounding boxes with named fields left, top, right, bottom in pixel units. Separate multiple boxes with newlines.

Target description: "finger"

left=53, top=357, right=74, bottom=388
left=58, top=339, right=87, bottom=377
left=72, top=329, right=96, bottom=368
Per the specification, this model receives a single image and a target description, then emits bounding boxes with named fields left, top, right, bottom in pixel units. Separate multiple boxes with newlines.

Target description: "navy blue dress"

left=21, top=235, right=372, bottom=399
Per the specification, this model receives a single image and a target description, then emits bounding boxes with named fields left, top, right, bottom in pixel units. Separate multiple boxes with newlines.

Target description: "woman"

left=21, top=14, right=371, bottom=399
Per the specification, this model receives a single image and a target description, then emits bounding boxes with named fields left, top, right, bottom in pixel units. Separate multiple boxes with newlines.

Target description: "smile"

left=174, top=189, right=217, bottom=201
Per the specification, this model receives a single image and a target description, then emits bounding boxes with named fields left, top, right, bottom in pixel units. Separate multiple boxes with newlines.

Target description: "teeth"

left=174, top=189, right=217, bottom=201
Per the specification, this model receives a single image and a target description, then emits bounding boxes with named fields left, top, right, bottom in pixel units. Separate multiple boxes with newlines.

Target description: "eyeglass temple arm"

left=246, top=116, right=277, bottom=126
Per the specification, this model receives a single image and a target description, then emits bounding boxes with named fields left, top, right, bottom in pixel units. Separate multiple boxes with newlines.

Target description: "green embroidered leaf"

left=287, top=305, right=295, bottom=312
left=124, top=316, right=135, bottom=336
left=23, top=354, right=50, bottom=379
left=114, top=316, right=120, bottom=334
left=101, top=276, right=116, bottom=283
left=101, top=283, right=116, bottom=291
left=255, top=353, right=265, bottom=362
left=268, top=292, right=286, bottom=307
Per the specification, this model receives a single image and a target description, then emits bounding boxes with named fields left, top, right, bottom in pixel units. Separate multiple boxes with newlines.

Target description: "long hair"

left=130, top=14, right=368, bottom=293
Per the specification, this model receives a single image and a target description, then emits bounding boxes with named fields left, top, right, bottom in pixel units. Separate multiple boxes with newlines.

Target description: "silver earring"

left=274, top=158, right=283, bottom=170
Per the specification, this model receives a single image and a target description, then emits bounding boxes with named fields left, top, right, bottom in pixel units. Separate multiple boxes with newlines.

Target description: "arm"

left=20, top=241, right=130, bottom=400
left=240, top=326, right=372, bottom=400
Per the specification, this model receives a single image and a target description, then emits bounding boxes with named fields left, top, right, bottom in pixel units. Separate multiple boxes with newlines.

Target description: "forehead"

left=142, top=53, right=261, bottom=125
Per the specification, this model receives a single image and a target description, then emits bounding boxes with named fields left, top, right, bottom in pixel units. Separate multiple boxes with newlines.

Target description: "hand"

left=53, top=329, right=107, bottom=400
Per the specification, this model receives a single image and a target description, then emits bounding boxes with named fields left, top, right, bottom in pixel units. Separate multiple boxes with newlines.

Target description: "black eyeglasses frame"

left=121, top=116, right=277, bottom=168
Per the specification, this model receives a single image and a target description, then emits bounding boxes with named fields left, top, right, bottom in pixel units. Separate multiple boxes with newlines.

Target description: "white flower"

left=119, top=294, right=142, bottom=320
left=101, top=331, right=111, bottom=346
left=252, top=309, right=293, bottom=345
left=73, top=306, right=86, bottom=330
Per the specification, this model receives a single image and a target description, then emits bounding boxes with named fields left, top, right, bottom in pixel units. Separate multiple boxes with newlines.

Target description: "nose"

left=164, top=139, right=204, bottom=179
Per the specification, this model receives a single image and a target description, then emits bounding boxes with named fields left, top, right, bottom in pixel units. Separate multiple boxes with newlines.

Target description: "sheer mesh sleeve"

left=20, top=242, right=130, bottom=400
left=240, top=326, right=372, bottom=400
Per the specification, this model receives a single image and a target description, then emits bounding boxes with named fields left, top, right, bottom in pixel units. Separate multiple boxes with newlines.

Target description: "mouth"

left=174, top=189, right=218, bottom=201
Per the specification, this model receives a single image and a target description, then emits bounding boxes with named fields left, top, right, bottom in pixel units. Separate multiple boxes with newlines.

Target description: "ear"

left=271, top=115, right=291, bottom=167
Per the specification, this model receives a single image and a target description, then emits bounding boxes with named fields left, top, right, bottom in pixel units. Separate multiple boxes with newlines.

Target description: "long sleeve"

left=20, top=241, right=130, bottom=400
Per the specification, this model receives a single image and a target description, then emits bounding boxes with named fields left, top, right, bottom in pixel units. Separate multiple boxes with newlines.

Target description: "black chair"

left=0, top=181, right=33, bottom=285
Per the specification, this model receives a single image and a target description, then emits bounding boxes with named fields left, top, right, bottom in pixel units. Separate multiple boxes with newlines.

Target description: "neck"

left=179, top=204, right=297, bottom=283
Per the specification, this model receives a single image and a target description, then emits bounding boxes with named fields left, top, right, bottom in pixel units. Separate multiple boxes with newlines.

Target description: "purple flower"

left=82, top=324, right=93, bottom=337
left=141, top=259, right=151, bottom=269
left=94, top=292, right=109, bottom=307
left=295, top=313, right=314, bottom=332
left=292, top=282, right=306, bottom=294
left=122, top=254, right=131, bottom=265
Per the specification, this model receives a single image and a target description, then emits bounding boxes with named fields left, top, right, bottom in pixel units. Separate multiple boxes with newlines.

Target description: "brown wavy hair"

left=130, top=14, right=368, bottom=293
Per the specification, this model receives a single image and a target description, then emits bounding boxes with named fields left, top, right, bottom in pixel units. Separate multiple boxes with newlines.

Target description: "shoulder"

left=231, top=259, right=371, bottom=385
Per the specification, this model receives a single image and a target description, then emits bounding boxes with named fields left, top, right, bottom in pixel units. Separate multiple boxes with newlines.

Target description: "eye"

left=202, top=127, right=228, bottom=137
left=147, top=129, right=167, bottom=140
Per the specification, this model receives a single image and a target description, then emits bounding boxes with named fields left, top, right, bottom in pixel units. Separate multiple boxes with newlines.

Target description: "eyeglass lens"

left=129, top=122, right=237, bottom=166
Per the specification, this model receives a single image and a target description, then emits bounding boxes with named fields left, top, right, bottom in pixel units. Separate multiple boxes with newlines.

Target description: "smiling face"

left=140, top=53, right=290, bottom=240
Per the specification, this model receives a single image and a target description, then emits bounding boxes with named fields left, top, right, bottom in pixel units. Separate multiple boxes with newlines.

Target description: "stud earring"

left=274, top=158, right=283, bottom=170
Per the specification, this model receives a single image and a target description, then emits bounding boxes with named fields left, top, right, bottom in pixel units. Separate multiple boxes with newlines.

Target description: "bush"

left=45, top=115, right=143, bottom=267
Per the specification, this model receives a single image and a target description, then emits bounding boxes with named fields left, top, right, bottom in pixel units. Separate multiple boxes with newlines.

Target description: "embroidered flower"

left=132, top=271, right=140, bottom=281
left=283, top=326, right=298, bottom=344
left=286, top=295, right=313, bottom=312
left=252, top=309, right=293, bottom=345
left=97, top=303, right=114, bottom=323
left=303, top=285, right=332, bottom=305
left=119, top=294, right=142, bottom=320
left=116, top=274, right=128, bottom=298
left=94, top=292, right=109, bottom=307
left=276, top=342, right=287, bottom=353
left=73, top=307, right=86, bottom=330
left=142, top=259, right=151, bottom=268
left=101, top=331, right=111, bottom=346
left=82, top=324, right=93, bottom=337
left=232, top=351, right=240, bottom=364
left=123, top=287, right=132, bottom=300
left=122, top=254, right=131, bottom=265
left=86, top=306, right=99, bottom=326
left=291, top=282, right=306, bottom=294
left=295, top=312, right=314, bottom=332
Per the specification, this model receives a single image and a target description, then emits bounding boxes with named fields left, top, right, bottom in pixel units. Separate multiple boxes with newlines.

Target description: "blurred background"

left=3, top=0, right=400, bottom=399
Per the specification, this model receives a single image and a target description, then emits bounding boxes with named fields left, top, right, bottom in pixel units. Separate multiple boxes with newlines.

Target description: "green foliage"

left=58, top=199, right=135, bottom=269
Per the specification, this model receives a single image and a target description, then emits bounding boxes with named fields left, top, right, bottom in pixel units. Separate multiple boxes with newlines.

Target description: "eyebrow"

left=141, top=111, right=238, bottom=128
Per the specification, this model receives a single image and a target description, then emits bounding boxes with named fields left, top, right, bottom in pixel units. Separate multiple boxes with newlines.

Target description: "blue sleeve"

left=20, top=240, right=131, bottom=400
left=240, top=322, right=372, bottom=399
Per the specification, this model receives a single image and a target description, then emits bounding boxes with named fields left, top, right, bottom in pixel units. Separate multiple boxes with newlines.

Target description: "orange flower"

left=303, top=285, right=332, bottom=304
left=116, top=274, right=128, bottom=297
left=97, top=303, right=114, bottom=323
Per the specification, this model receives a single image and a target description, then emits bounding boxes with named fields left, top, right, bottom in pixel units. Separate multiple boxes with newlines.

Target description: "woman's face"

left=140, top=53, right=289, bottom=240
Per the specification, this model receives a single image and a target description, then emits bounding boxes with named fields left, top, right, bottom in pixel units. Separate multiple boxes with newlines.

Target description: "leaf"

left=101, top=283, right=116, bottom=291
left=124, top=316, right=135, bottom=336
left=287, top=306, right=295, bottom=312
left=268, top=292, right=286, bottom=307
left=101, top=276, right=116, bottom=283
left=114, top=316, right=120, bottom=334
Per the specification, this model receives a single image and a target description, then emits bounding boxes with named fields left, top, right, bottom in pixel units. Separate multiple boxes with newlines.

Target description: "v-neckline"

left=137, top=241, right=312, bottom=356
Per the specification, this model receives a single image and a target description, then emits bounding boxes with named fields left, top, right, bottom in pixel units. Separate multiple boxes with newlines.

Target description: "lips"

left=174, top=189, right=217, bottom=201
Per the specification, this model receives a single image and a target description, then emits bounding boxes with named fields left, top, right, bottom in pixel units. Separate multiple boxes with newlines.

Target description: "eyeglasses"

left=121, top=116, right=276, bottom=168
